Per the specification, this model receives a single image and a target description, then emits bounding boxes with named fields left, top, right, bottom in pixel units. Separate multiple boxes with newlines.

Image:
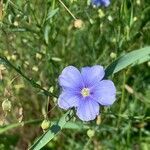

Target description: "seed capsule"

left=147, top=61, right=150, bottom=67
left=2, top=99, right=12, bottom=112
left=110, top=52, right=117, bottom=59
left=87, top=129, right=95, bottom=138
left=74, top=19, right=83, bottom=29
left=96, top=115, right=101, bottom=125
left=41, top=119, right=50, bottom=130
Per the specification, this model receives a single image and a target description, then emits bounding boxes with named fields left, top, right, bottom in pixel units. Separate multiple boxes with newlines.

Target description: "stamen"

left=81, top=88, right=90, bottom=97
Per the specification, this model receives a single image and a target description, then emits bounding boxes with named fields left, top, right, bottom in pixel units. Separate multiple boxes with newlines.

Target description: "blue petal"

left=81, top=65, right=105, bottom=88
left=92, top=80, right=116, bottom=106
left=58, top=92, right=80, bottom=110
left=101, top=0, right=110, bottom=6
left=76, top=98, right=100, bottom=121
left=92, top=0, right=110, bottom=7
left=59, top=66, right=84, bottom=91
left=92, top=0, right=101, bottom=6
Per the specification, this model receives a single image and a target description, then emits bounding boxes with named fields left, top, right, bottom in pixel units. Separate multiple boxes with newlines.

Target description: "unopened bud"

left=108, top=15, right=113, bottom=21
left=96, top=115, right=101, bottom=125
left=2, top=99, right=12, bottom=112
left=32, top=66, right=38, bottom=72
left=147, top=61, right=150, bottom=67
left=41, top=119, right=50, bottom=130
left=87, top=129, right=95, bottom=138
left=136, top=0, right=140, bottom=5
left=36, top=53, right=42, bottom=59
left=74, top=19, right=83, bottom=29
left=98, top=9, right=105, bottom=18
left=133, top=17, right=137, bottom=22
left=14, top=21, right=19, bottom=26
left=110, top=52, right=117, bottom=59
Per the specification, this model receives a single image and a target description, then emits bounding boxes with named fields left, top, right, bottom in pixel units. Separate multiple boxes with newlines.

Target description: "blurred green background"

left=0, top=0, right=150, bottom=149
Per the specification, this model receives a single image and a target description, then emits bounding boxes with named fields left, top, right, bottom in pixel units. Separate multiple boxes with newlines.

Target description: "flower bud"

left=2, top=99, right=12, bottom=112
left=74, top=19, right=83, bottom=29
left=87, top=129, right=95, bottom=138
left=110, top=52, right=117, bottom=59
left=36, top=53, right=42, bottom=59
left=107, top=15, right=113, bottom=22
left=147, top=61, right=150, bottom=67
left=41, top=119, right=50, bottom=130
left=32, top=66, right=38, bottom=72
left=96, top=115, right=101, bottom=125
left=13, top=21, right=19, bottom=26
left=98, top=9, right=105, bottom=18
left=136, top=0, right=140, bottom=5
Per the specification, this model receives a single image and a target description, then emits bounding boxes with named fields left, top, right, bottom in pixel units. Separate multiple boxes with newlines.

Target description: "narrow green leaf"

left=44, top=25, right=51, bottom=44
left=105, top=47, right=150, bottom=77
left=29, top=110, right=73, bottom=150
left=46, top=8, right=59, bottom=21
left=64, top=121, right=89, bottom=130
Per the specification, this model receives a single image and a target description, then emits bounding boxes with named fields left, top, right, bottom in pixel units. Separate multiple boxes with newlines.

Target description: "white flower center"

left=81, top=88, right=90, bottom=97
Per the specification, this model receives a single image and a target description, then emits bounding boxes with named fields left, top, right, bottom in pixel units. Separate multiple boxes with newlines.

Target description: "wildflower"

left=92, top=0, right=110, bottom=7
left=58, top=65, right=116, bottom=121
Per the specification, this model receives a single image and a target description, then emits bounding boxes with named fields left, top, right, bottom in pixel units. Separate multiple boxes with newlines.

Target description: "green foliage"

left=0, top=134, right=19, bottom=150
left=105, top=47, right=150, bottom=77
left=29, top=47, right=150, bottom=149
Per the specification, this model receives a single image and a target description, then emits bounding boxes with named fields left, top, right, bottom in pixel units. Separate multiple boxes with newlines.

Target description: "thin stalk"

left=117, top=71, right=126, bottom=127
left=58, top=0, right=77, bottom=20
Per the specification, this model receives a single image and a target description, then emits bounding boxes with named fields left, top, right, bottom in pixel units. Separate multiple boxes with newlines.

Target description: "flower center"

left=81, top=88, right=90, bottom=97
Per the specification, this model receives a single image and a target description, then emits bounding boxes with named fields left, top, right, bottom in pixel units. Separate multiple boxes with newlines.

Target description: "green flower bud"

left=41, top=119, right=50, bottom=130
left=87, top=129, right=95, bottom=138
left=2, top=99, right=12, bottom=112
left=96, top=115, right=101, bottom=125
left=147, top=61, right=150, bottom=67
left=98, top=9, right=105, bottom=18
left=110, top=52, right=117, bottom=59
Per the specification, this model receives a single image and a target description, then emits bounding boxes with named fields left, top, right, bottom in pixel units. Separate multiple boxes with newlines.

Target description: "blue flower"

left=92, top=0, right=110, bottom=7
left=58, top=65, right=116, bottom=121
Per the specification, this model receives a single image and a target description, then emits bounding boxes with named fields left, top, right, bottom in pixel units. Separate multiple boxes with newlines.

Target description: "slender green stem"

left=83, top=138, right=92, bottom=150
left=52, top=0, right=56, bottom=9
left=117, top=71, right=126, bottom=127
left=127, top=121, right=131, bottom=146
left=0, top=119, right=41, bottom=134
left=58, top=0, right=77, bottom=20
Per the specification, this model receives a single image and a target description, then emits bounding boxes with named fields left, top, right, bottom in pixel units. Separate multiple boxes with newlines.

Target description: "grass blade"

left=105, top=47, right=150, bottom=77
